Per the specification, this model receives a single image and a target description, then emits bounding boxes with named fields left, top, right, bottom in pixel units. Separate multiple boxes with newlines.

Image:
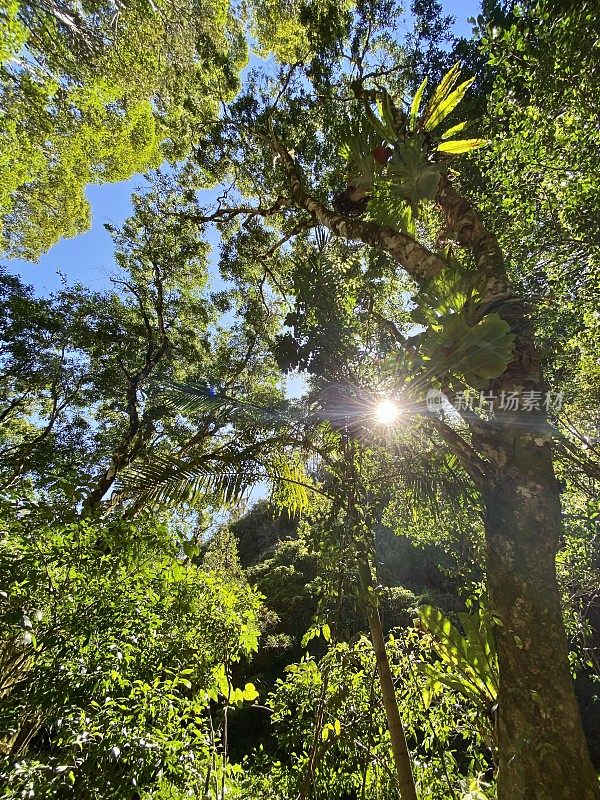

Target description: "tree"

left=0, top=0, right=247, bottom=258
left=0, top=185, right=283, bottom=510
left=243, top=632, right=491, bottom=799
left=0, top=493, right=262, bottom=798
left=152, top=3, right=599, bottom=796
left=468, top=0, right=600, bottom=440
left=0, top=188, right=283, bottom=798
left=4, top=1, right=600, bottom=797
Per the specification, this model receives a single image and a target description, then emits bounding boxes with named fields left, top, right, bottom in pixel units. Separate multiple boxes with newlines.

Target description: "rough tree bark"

left=481, top=418, right=598, bottom=799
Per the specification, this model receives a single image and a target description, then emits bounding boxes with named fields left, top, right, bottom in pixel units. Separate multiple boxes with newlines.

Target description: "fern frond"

left=156, top=381, right=295, bottom=425
left=409, top=77, right=428, bottom=131
left=268, top=452, right=313, bottom=517
left=339, top=119, right=381, bottom=189
left=423, top=78, right=474, bottom=132
left=417, top=603, right=498, bottom=712
left=118, top=447, right=321, bottom=511
left=420, top=63, right=461, bottom=131
left=367, top=184, right=414, bottom=236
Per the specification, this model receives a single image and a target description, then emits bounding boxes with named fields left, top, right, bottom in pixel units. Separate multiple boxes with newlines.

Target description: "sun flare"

left=374, top=399, right=400, bottom=425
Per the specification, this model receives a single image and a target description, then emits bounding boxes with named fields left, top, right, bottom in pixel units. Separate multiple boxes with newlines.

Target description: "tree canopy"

left=1, top=1, right=600, bottom=799
left=0, top=0, right=247, bottom=258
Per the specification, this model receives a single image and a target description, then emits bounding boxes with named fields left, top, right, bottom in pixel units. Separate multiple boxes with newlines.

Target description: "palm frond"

left=118, top=452, right=257, bottom=505
left=118, top=447, right=320, bottom=512
left=155, top=380, right=294, bottom=425
left=154, top=381, right=231, bottom=416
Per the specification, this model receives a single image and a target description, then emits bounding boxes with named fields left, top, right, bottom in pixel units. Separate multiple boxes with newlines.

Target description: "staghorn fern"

left=416, top=603, right=498, bottom=749
left=341, top=64, right=487, bottom=230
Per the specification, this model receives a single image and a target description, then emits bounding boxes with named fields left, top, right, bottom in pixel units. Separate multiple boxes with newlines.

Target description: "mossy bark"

left=480, top=417, right=600, bottom=800
left=438, top=173, right=600, bottom=800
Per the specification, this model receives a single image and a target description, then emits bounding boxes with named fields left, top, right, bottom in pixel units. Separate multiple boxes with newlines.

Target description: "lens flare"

left=374, top=399, right=400, bottom=425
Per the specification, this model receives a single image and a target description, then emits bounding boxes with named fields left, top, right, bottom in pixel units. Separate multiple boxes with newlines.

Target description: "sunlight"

left=374, top=398, right=401, bottom=425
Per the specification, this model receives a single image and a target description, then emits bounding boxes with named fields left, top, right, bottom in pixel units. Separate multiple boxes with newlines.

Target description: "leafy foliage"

left=410, top=263, right=516, bottom=388
left=243, top=634, right=493, bottom=800
left=417, top=604, right=498, bottom=746
left=338, top=64, right=487, bottom=237
left=0, top=500, right=261, bottom=799
left=2, top=0, right=600, bottom=798
left=0, top=0, right=247, bottom=258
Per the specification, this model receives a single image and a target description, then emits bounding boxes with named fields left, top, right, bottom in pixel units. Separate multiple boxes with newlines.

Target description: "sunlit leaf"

left=410, top=76, right=428, bottom=131
left=424, top=78, right=475, bottom=132
left=420, top=63, right=461, bottom=129
left=441, top=120, right=469, bottom=139
left=436, top=138, right=488, bottom=154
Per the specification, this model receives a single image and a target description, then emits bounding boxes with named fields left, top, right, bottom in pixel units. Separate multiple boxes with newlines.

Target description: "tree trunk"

left=480, top=414, right=600, bottom=800
left=357, top=556, right=418, bottom=800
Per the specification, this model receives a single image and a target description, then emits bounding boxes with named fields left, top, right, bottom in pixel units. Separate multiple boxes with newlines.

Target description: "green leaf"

left=458, top=312, right=516, bottom=383
left=386, top=143, right=442, bottom=202
left=213, top=664, right=230, bottom=698
left=119, top=452, right=255, bottom=505
left=367, top=184, right=414, bottom=235
left=338, top=141, right=351, bottom=159
left=424, top=78, right=475, bottom=132
left=269, top=452, right=312, bottom=517
left=301, top=625, right=321, bottom=648
left=441, top=120, right=469, bottom=139
left=364, top=105, right=394, bottom=144
left=436, top=138, right=488, bottom=154
left=379, top=92, right=397, bottom=138
left=242, top=682, right=259, bottom=701
left=418, top=604, right=498, bottom=709
left=155, top=380, right=229, bottom=415
left=230, top=687, right=245, bottom=704
left=421, top=63, right=461, bottom=129
left=410, top=77, right=428, bottom=131
left=339, top=120, right=380, bottom=188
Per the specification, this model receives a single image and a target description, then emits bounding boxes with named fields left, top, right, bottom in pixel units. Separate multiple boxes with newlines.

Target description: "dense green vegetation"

left=1, top=1, right=600, bottom=798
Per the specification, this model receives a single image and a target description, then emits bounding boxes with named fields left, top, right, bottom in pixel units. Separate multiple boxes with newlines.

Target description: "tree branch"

left=269, top=129, right=446, bottom=283
left=426, top=415, right=489, bottom=490
left=436, top=173, right=512, bottom=307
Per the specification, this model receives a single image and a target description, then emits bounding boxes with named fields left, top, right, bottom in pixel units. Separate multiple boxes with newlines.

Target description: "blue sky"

left=4, top=0, right=479, bottom=299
